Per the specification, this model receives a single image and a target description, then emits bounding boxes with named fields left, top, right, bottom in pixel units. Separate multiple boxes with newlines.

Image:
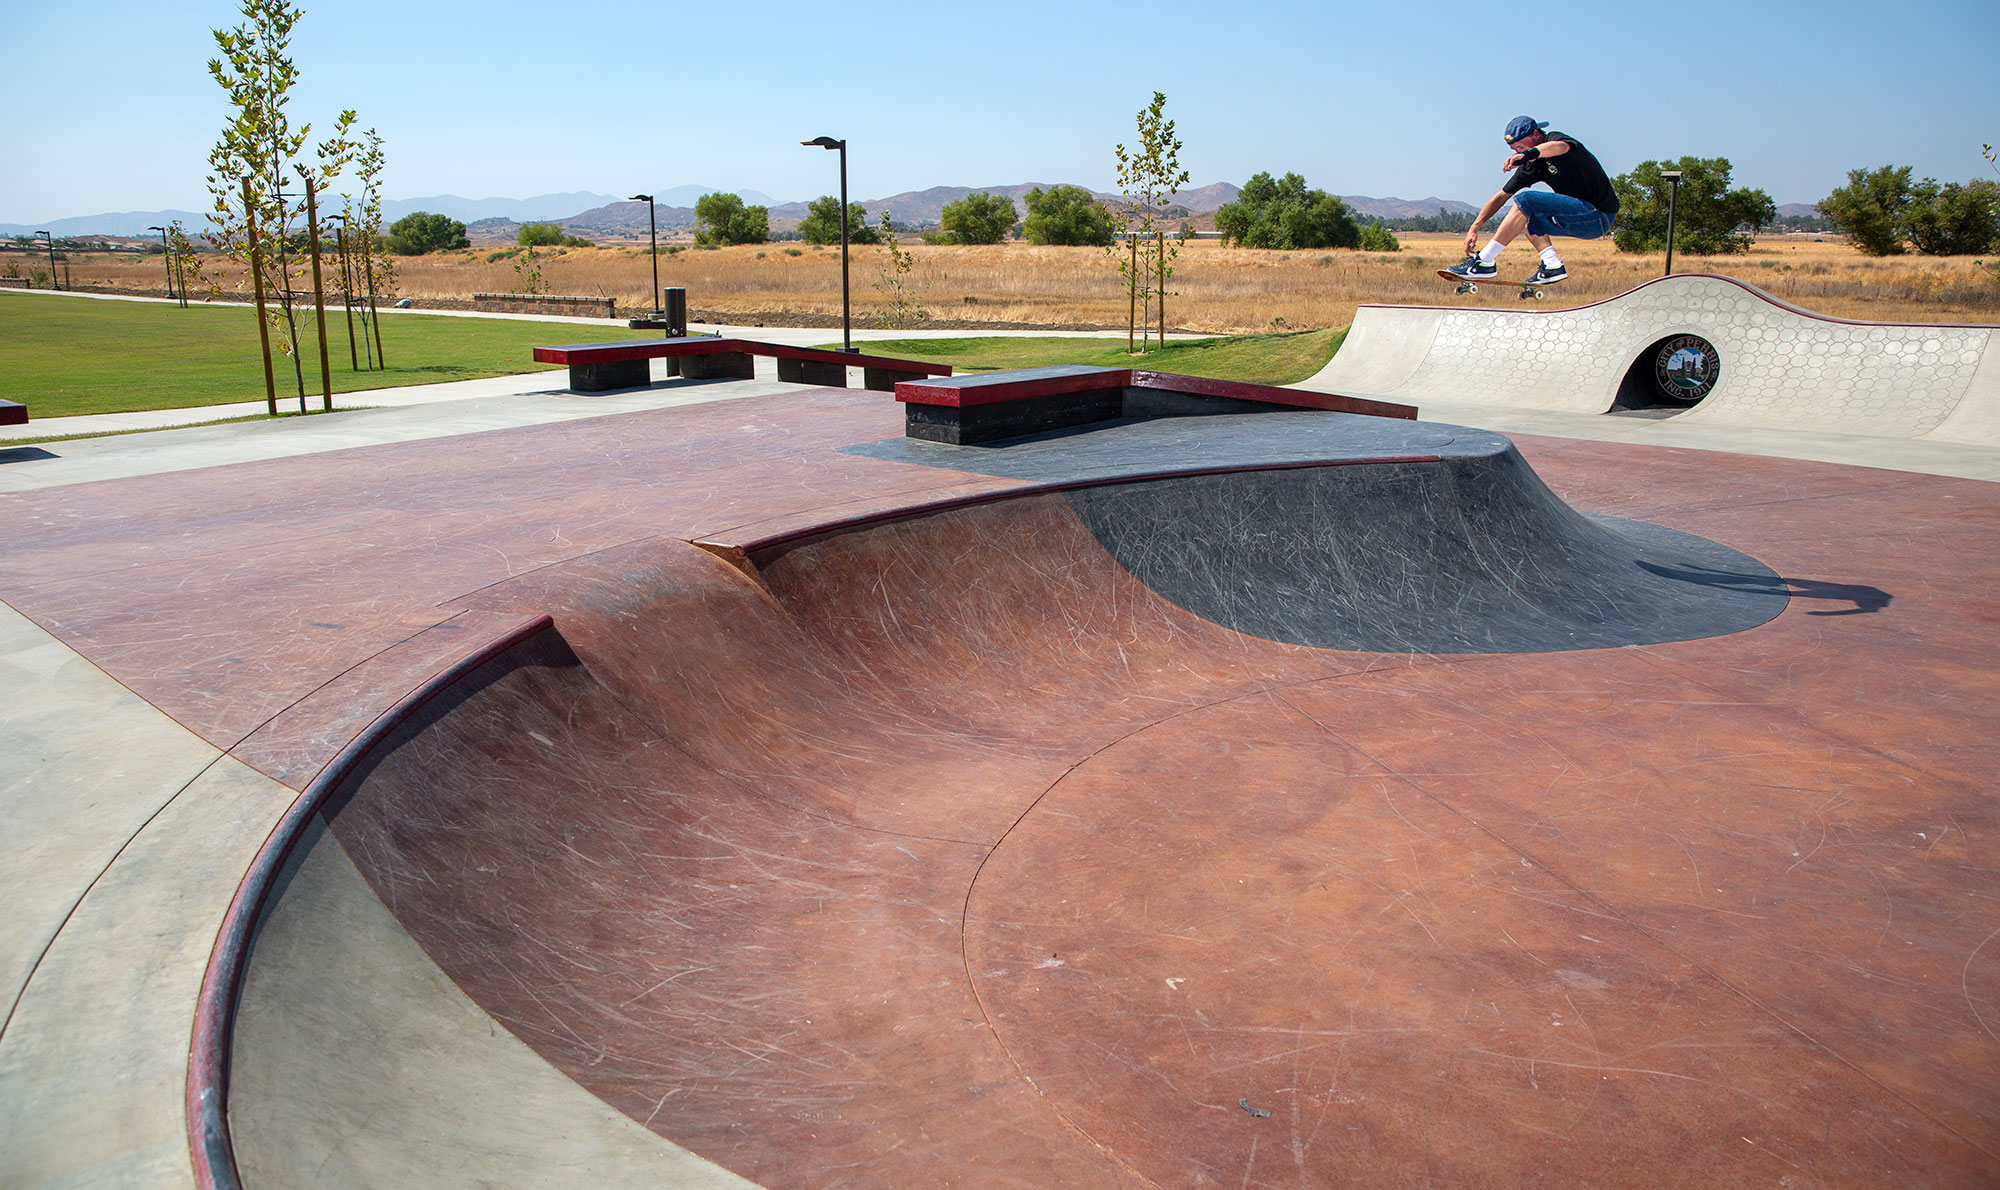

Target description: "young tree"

left=340, top=126, right=392, bottom=368
left=1111, top=92, right=1192, bottom=352
left=205, top=0, right=356, bottom=407
left=1022, top=184, right=1116, bottom=246
left=693, top=193, right=770, bottom=246
left=1214, top=172, right=1360, bottom=249
left=939, top=192, right=1018, bottom=244
left=1818, top=165, right=1914, bottom=256
left=1611, top=158, right=1773, bottom=256
left=518, top=221, right=564, bottom=247
left=871, top=211, right=928, bottom=330
left=389, top=212, right=468, bottom=254
left=797, top=196, right=880, bottom=246
left=1905, top=178, right=2000, bottom=255
left=165, top=220, right=209, bottom=303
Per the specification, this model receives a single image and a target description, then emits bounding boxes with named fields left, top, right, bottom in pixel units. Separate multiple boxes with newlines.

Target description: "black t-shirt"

left=1503, top=133, right=1619, bottom=214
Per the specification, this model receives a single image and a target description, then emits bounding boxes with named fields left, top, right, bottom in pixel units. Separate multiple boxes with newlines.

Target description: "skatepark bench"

left=893, top=365, right=1417, bottom=444
left=0, top=400, right=26, bottom=427
left=531, top=337, right=953, bottom=393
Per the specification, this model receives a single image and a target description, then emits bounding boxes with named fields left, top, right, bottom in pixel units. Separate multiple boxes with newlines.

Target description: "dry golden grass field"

left=26, top=233, right=2000, bottom=334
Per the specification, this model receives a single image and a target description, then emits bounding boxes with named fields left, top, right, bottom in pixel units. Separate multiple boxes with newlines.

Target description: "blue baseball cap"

left=1504, top=116, right=1549, bottom=142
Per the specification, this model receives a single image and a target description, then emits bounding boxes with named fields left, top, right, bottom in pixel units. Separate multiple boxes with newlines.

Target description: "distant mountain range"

left=36, top=185, right=1821, bottom=240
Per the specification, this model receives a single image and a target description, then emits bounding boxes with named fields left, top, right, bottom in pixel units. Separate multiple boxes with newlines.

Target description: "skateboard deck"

left=1437, top=265, right=1555, bottom=300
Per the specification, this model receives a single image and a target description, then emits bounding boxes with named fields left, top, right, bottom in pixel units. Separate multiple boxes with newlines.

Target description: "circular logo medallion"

left=1654, top=335, right=1720, bottom=402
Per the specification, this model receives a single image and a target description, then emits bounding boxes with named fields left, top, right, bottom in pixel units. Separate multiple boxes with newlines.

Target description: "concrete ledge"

left=894, top=365, right=1417, bottom=445
left=474, top=293, right=616, bottom=318
left=532, top=337, right=949, bottom=394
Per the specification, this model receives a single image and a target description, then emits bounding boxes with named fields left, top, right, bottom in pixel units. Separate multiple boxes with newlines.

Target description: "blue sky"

left=4, top=0, right=1996, bottom=222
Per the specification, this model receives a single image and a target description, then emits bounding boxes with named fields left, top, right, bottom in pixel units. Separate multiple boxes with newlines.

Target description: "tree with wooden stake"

left=164, top=220, right=205, bottom=310
left=204, top=0, right=355, bottom=413
left=347, top=127, right=391, bottom=369
left=1110, top=92, right=1190, bottom=355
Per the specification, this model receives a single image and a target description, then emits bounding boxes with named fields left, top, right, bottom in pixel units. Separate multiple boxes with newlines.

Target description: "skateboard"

left=1438, top=262, right=1550, bottom=300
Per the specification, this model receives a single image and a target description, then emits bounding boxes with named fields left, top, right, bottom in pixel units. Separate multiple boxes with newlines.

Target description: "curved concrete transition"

left=209, top=427, right=1993, bottom=1186
left=1303, top=273, right=2000, bottom=442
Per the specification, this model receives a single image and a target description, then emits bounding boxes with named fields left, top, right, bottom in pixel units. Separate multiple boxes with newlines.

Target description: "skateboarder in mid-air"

left=1443, top=116, right=1618, bottom=287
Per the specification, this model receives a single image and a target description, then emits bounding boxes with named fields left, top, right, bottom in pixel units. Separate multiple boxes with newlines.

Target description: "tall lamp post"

left=36, top=231, right=57, bottom=290
left=1660, top=170, right=1684, bottom=277
left=630, top=193, right=659, bottom=313
left=801, top=136, right=853, bottom=352
left=148, top=224, right=174, bottom=300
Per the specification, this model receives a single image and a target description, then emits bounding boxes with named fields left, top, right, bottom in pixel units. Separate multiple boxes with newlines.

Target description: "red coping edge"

left=696, top=456, right=1443, bottom=563
left=892, top=368, right=1416, bottom=421
left=0, top=400, right=26, bottom=426
left=187, top=613, right=557, bottom=1190
left=531, top=337, right=952, bottom=375
left=1357, top=271, right=2000, bottom=331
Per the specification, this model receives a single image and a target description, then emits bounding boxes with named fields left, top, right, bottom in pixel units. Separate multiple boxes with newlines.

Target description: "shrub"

left=1358, top=224, right=1401, bottom=252
left=387, top=211, right=469, bottom=255
left=1022, top=184, right=1116, bottom=246
left=1612, top=158, right=1774, bottom=256
left=939, top=192, right=1019, bottom=244
left=797, top=196, right=881, bottom=245
left=518, top=221, right=564, bottom=247
left=693, top=192, right=770, bottom=246
left=1215, top=172, right=1359, bottom=249
left=1819, top=166, right=1914, bottom=256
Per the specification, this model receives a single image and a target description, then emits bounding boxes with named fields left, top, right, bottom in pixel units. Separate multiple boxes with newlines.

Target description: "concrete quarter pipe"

left=1305, top=273, right=2000, bottom=442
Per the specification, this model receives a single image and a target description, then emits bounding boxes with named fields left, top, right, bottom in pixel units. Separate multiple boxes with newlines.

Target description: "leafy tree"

left=797, top=196, right=881, bottom=245
left=1214, top=172, right=1360, bottom=249
left=1611, top=157, right=1774, bottom=256
left=1023, top=184, right=1116, bottom=246
left=1906, top=178, right=2000, bottom=255
left=939, top=192, right=1019, bottom=244
left=517, top=221, right=564, bottom=247
left=389, top=211, right=469, bottom=254
left=1112, top=92, right=1193, bottom=352
left=694, top=192, right=770, bottom=246
left=1819, top=166, right=1914, bottom=256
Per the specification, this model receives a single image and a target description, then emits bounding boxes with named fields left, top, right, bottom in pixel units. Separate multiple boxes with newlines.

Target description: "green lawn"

left=820, top=327, right=1349, bottom=387
left=0, top=293, right=659, bottom=417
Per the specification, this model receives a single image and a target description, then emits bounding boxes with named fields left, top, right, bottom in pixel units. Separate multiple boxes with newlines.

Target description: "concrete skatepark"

left=3, top=278, right=1999, bottom=1187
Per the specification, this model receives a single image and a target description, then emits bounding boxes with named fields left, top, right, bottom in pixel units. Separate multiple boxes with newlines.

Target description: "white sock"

left=1477, top=240, right=1505, bottom=266
left=1539, top=246, right=1562, bottom=268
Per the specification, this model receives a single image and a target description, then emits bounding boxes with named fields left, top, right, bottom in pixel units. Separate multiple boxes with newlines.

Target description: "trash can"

left=663, top=287, right=687, bottom=337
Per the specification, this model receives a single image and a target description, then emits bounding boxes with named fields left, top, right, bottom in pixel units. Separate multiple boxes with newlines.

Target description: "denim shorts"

left=1511, top=189, right=1615, bottom=239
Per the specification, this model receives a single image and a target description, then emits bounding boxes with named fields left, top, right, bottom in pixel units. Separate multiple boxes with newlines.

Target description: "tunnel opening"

left=1611, top=333, right=1722, bottom=416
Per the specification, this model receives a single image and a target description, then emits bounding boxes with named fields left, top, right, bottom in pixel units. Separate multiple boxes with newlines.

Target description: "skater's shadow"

left=1638, top=561, right=1890, bottom=616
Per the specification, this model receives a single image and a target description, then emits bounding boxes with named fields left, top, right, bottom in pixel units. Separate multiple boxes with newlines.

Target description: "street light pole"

left=802, top=136, right=853, bottom=352
left=36, top=232, right=56, bottom=290
left=1661, top=170, right=1684, bottom=277
left=630, top=194, right=659, bottom=313
left=148, top=225, right=173, bottom=300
